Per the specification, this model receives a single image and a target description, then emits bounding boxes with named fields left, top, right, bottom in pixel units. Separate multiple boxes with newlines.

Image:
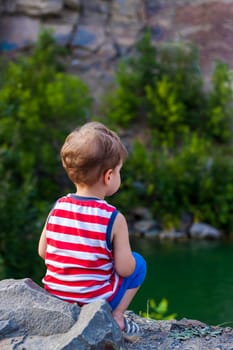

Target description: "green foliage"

left=152, top=135, right=211, bottom=219
left=151, top=136, right=233, bottom=231
left=0, top=30, right=92, bottom=280
left=104, top=30, right=160, bottom=127
left=198, top=149, right=233, bottom=231
left=105, top=30, right=233, bottom=233
left=111, top=140, right=153, bottom=214
left=105, top=30, right=233, bottom=144
left=0, top=29, right=91, bottom=195
left=117, top=136, right=233, bottom=232
left=146, top=76, right=188, bottom=147
left=0, top=173, right=45, bottom=280
left=206, top=61, right=233, bottom=143
left=140, top=298, right=177, bottom=320
left=147, top=43, right=207, bottom=146
left=105, top=32, right=210, bottom=144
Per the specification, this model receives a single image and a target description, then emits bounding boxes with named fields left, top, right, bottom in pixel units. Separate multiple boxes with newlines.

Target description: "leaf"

left=156, top=298, right=168, bottom=314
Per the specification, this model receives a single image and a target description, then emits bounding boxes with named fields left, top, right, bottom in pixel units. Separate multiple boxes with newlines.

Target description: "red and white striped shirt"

left=42, top=194, right=122, bottom=303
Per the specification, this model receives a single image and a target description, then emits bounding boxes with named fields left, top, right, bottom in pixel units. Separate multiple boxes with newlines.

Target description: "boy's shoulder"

left=56, top=194, right=117, bottom=212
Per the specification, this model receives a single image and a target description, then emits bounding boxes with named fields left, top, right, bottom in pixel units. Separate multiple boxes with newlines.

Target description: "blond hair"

left=60, top=122, right=128, bottom=186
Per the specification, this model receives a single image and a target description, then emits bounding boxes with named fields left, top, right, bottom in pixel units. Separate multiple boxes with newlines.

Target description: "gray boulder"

left=11, top=0, right=63, bottom=16
left=0, top=278, right=124, bottom=350
left=189, top=223, right=222, bottom=239
left=0, top=278, right=79, bottom=337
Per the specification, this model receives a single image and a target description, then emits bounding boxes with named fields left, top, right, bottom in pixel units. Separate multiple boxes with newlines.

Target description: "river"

left=130, top=237, right=233, bottom=327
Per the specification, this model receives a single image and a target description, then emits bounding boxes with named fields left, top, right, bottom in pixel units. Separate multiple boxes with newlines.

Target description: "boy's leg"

left=112, top=287, right=139, bottom=330
left=109, top=252, right=146, bottom=331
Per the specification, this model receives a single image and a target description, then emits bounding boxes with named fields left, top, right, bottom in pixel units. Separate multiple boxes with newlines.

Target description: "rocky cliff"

left=1, top=0, right=233, bottom=102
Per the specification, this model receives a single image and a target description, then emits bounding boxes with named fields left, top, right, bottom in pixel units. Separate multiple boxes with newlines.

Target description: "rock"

left=130, top=207, right=161, bottom=238
left=0, top=278, right=79, bottom=336
left=51, top=301, right=123, bottom=350
left=64, top=0, right=80, bottom=10
left=110, top=0, right=145, bottom=49
left=0, top=320, right=19, bottom=339
left=133, top=219, right=160, bottom=237
left=1, top=0, right=63, bottom=16
left=20, top=301, right=123, bottom=350
left=189, top=223, right=222, bottom=239
left=0, top=15, right=40, bottom=50
left=124, top=312, right=233, bottom=350
left=42, top=9, right=79, bottom=46
left=71, top=24, right=106, bottom=51
left=0, top=0, right=17, bottom=13
left=179, top=212, right=194, bottom=235
left=15, top=0, right=63, bottom=16
left=2, top=0, right=233, bottom=102
left=81, top=0, right=110, bottom=14
left=159, top=222, right=222, bottom=241
left=131, top=207, right=152, bottom=220
left=159, top=229, right=188, bottom=240
left=0, top=278, right=124, bottom=350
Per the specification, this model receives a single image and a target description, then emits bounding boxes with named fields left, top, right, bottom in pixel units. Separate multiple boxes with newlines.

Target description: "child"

left=38, top=121, right=146, bottom=334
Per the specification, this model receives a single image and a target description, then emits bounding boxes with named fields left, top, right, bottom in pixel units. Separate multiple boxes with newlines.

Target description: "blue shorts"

left=109, top=252, right=146, bottom=310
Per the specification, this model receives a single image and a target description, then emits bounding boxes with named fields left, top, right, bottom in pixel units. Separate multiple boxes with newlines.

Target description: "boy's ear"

left=103, top=168, right=112, bottom=185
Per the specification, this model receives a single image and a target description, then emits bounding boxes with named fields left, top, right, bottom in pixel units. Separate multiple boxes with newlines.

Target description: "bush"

left=0, top=173, right=44, bottom=280
left=104, top=30, right=233, bottom=146
left=104, top=30, right=233, bottom=233
left=103, top=30, right=160, bottom=127
left=115, top=136, right=233, bottom=233
left=206, top=61, right=233, bottom=143
left=0, top=30, right=92, bottom=280
left=0, top=30, right=91, bottom=195
left=111, top=140, right=152, bottom=214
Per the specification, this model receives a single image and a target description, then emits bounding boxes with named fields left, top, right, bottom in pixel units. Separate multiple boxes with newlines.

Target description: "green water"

left=130, top=237, right=233, bottom=326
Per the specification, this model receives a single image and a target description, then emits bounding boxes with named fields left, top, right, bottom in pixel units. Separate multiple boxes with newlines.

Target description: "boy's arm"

left=111, top=212, right=136, bottom=277
left=38, top=225, right=47, bottom=260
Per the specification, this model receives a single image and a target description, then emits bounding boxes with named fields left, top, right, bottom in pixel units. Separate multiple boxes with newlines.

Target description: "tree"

left=0, top=30, right=92, bottom=280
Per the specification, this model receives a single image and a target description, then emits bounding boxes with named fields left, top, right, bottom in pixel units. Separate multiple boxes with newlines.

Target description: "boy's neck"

left=75, top=183, right=106, bottom=200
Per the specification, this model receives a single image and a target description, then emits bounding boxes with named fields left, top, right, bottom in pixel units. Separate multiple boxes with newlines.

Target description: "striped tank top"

left=42, top=194, right=122, bottom=303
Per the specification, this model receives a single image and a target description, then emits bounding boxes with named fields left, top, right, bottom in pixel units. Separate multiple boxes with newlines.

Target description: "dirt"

left=123, top=312, right=233, bottom=350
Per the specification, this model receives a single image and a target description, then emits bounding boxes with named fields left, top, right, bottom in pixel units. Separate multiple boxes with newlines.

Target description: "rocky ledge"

left=1, top=0, right=233, bottom=105
left=0, top=278, right=232, bottom=350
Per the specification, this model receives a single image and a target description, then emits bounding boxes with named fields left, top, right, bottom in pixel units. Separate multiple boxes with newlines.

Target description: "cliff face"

left=0, top=0, right=233, bottom=102
left=155, top=1, right=233, bottom=79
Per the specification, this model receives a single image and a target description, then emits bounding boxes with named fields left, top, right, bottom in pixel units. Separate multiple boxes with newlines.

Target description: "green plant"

left=0, top=30, right=92, bottom=280
left=110, top=132, right=233, bottom=233
left=0, top=29, right=91, bottom=196
left=146, top=76, right=188, bottom=147
left=105, top=29, right=233, bottom=233
left=140, top=298, right=177, bottom=320
left=104, top=29, right=233, bottom=146
left=206, top=61, right=233, bottom=143
left=104, top=30, right=160, bottom=127
left=151, top=137, right=233, bottom=231
left=110, top=139, right=154, bottom=214
left=104, top=31, right=208, bottom=142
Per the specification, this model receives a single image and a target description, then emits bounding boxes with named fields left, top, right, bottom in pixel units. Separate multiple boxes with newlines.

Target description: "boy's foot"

left=123, top=317, right=140, bottom=335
